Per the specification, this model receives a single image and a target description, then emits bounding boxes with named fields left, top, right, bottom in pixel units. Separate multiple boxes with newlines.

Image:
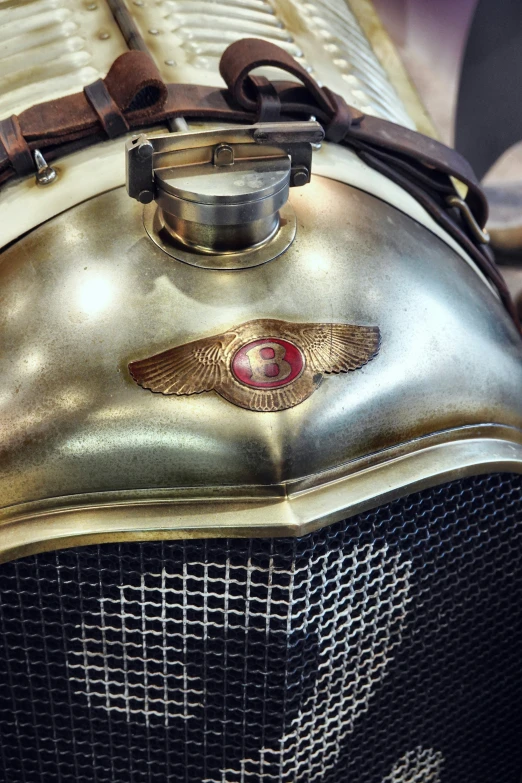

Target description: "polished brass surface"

left=1, top=426, right=522, bottom=564
left=128, top=319, right=380, bottom=412
left=2, top=176, right=522, bottom=561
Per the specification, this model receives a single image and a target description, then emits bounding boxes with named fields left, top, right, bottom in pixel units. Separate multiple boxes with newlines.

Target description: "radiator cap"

left=126, top=123, right=323, bottom=268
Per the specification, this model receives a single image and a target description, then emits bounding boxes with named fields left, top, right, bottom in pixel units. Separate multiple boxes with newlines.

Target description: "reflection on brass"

left=129, top=319, right=381, bottom=412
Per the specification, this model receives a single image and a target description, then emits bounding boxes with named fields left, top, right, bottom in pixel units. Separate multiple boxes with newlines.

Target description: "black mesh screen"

left=1, top=473, right=522, bottom=783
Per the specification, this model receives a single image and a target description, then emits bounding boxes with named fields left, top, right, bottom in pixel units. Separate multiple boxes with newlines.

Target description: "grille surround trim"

left=2, top=423, right=522, bottom=566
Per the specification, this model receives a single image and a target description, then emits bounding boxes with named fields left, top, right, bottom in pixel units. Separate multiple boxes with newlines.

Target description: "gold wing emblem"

left=129, top=319, right=381, bottom=411
left=288, top=323, right=381, bottom=373
left=128, top=331, right=236, bottom=395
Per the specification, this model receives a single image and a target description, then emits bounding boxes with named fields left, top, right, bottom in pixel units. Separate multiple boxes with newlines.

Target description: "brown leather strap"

left=220, top=39, right=488, bottom=229
left=322, top=86, right=363, bottom=143
left=0, top=39, right=518, bottom=332
left=357, top=148, right=518, bottom=326
left=249, top=75, right=281, bottom=122
left=217, top=41, right=517, bottom=325
left=0, top=51, right=166, bottom=184
left=84, top=79, right=130, bottom=138
left=0, top=116, right=34, bottom=178
left=219, top=37, right=336, bottom=117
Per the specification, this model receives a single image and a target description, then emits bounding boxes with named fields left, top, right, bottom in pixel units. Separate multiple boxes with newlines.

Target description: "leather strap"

left=0, top=38, right=518, bottom=332
left=249, top=75, right=281, bottom=122
left=221, top=40, right=488, bottom=227
left=219, top=37, right=336, bottom=117
left=84, top=79, right=129, bottom=138
left=322, top=87, right=363, bottom=143
left=0, top=116, right=34, bottom=178
left=0, top=50, right=166, bottom=186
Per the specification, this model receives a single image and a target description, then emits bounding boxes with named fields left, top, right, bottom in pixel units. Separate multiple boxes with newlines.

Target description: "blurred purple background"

left=373, top=0, right=477, bottom=144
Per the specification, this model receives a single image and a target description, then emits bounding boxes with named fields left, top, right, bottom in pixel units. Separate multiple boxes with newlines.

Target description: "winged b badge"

left=129, top=318, right=380, bottom=412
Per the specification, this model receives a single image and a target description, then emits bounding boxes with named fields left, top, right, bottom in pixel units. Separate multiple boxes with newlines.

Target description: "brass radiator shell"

left=1, top=176, right=522, bottom=560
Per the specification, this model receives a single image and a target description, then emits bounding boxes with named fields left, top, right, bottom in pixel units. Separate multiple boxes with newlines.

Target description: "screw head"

left=292, top=168, right=309, bottom=187
left=137, top=141, right=154, bottom=160
left=213, top=143, right=234, bottom=167
left=34, top=149, right=58, bottom=186
left=36, top=167, right=58, bottom=186
left=138, top=190, right=154, bottom=204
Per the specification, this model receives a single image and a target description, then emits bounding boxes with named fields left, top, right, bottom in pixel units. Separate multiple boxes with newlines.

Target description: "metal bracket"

left=446, top=194, right=490, bottom=245
left=126, top=122, right=324, bottom=204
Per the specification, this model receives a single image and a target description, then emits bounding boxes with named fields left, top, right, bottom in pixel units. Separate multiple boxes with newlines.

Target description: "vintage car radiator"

left=2, top=475, right=522, bottom=782
left=1, top=1, right=522, bottom=783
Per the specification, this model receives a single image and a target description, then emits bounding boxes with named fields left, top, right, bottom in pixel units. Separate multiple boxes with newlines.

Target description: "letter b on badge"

left=245, top=342, right=292, bottom=383
left=232, top=337, right=304, bottom=389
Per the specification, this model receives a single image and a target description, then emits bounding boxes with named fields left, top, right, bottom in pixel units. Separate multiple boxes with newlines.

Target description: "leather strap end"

left=220, top=38, right=335, bottom=116
left=104, top=51, right=167, bottom=122
left=12, top=50, right=168, bottom=154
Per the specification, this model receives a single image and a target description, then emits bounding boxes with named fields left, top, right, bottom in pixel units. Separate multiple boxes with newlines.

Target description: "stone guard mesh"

left=1, top=473, right=522, bottom=783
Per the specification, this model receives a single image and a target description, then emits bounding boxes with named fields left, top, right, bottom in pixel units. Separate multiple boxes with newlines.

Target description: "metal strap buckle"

left=446, top=193, right=490, bottom=245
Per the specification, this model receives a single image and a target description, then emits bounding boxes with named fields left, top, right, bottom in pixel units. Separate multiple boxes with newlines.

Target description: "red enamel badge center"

left=231, top=338, right=304, bottom=389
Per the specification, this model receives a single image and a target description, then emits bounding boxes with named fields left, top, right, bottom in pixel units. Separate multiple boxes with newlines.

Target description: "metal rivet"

left=213, top=143, right=234, bottom=167
left=165, top=59, right=176, bottom=66
left=98, top=30, right=110, bottom=39
left=133, top=0, right=144, bottom=4
left=292, top=168, right=309, bottom=187
left=86, top=2, right=97, bottom=9
left=137, top=140, right=154, bottom=160
left=148, top=28, right=160, bottom=34
left=138, top=190, right=154, bottom=204
left=35, top=168, right=58, bottom=186
left=34, top=150, right=58, bottom=186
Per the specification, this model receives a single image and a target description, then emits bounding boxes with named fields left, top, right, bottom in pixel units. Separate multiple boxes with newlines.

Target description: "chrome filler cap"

left=126, top=122, right=324, bottom=267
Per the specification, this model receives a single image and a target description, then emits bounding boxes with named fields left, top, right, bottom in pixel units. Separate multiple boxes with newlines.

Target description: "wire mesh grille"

left=1, top=473, right=522, bottom=783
